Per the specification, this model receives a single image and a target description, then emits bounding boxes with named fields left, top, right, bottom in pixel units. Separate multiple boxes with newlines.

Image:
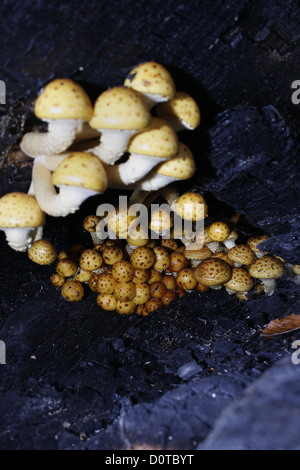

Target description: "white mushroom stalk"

left=88, top=87, right=151, bottom=165
left=20, top=78, right=94, bottom=157
left=31, top=152, right=107, bottom=217
left=3, top=226, right=43, bottom=252
left=104, top=117, right=179, bottom=186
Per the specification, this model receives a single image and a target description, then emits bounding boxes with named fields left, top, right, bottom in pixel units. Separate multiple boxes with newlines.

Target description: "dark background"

left=0, top=0, right=299, bottom=450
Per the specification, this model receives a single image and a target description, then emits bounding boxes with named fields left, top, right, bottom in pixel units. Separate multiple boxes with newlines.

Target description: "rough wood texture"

left=0, top=0, right=299, bottom=450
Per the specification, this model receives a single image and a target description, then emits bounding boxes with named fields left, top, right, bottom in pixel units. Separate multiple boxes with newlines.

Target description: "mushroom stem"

left=89, top=129, right=137, bottom=164
left=105, top=153, right=169, bottom=186
left=32, top=159, right=98, bottom=217
left=260, top=278, right=277, bottom=295
left=20, top=119, right=85, bottom=157
left=2, top=226, right=43, bottom=252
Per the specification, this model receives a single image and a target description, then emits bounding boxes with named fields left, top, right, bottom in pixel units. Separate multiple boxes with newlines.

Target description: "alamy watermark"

left=0, top=80, right=6, bottom=104
left=95, top=196, right=206, bottom=249
left=0, top=341, right=6, bottom=364
left=291, top=340, right=300, bottom=365
left=291, top=80, right=300, bottom=105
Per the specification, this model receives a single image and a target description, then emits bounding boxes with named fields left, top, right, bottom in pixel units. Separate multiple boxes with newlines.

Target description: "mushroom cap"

left=130, top=246, right=156, bottom=270
left=175, top=192, right=208, bottom=221
left=184, top=245, right=212, bottom=260
left=52, top=152, right=107, bottom=192
left=227, top=244, right=255, bottom=266
left=28, top=239, right=57, bottom=265
left=193, top=257, right=232, bottom=286
left=89, top=86, right=151, bottom=130
left=34, top=78, right=93, bottom=121
left=156, top=91, right=201, bottom=129
left=247, top=234, right=269, bottom=253
left=249, top=255, right=284, bottom=279
left=128, top=117, right=178, bottom=158
left=155, top=142, right=196, bottom=179
left=106, top=208, right=136, bottom=239
left=224, top=267, right=254, bottom=292
left=208, top=221, right=231, bottom=242
left=149, top=208, right=173, bottom=232
left=124, top=61, right=176, bottom=100
left=0, top=192, right=45, bottom=228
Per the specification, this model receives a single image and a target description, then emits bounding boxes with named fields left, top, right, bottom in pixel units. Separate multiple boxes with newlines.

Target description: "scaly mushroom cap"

left=227, top=245, right=255, bottom=266
left=175, top=192, right=208, bottom=221
left=52, top=152, right=108, bottom=192
left=155, top=143, right=196, bottom=179
left=249, top=255, right=284, bottom=279
left=28, top=239, right=57, bottom=265
left=0, top=192, right=45, bottom=228
left=156, top=91, right=201, bottom=129
left=183, top=245, right=212, bottom=261
left=89, top=86, right=151, bottom=130
left=208, top=221, right=231, bottom=242
left=128, top=117, right=178, bottom=158
left=34, top=78, right=93, bottom=121
left=224, top=267, right=254, bottom=292
left=193, top=258, right=232, bottom=286
left=247, top=235, right=269, bottom=253
left=124, top=62, right=176, bottom=101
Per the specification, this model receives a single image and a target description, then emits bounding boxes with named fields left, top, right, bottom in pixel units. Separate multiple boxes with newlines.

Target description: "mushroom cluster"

left=0, top=62, right=201, bottom=253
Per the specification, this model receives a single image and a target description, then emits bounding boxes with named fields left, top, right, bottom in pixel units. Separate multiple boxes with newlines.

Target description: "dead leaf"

left=262, top=314, right=300, bottom=337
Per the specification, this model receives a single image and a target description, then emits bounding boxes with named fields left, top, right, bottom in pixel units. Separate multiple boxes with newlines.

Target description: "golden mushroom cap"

left=0, top=192, right=45, bottom=228
left=224, top=267, right=254, bottom=292
left=124, top=61, right=176, bottom=100
left=132, top=282, right=150, bottom=305
left=97, top=293, right=117, bottom=311
left=114, top=281, right=136, bottom=302
left=128, top=117, right=179, bottom=158
left=79, top=249, right=103, bottom=271
left=116, top=300, right=136, bottom=314
left=184, top=245, right=212, bottom=261
left=227, top=245, right=255, bottom=266
left=34, top=78, right=93, bottom=121
left=247, top=234, right=269, bottom=253
left=207, top=221, right=231, bottom=242
left=194, top=258, right=232, bottom=286
left=175, top=192, right=208, bottom=221
left=89, top=86, right=151, bottom=130
left=130, top=246, right=156, bottom=270
left=61, top=280, right=84, bottom=301
left=156, top=91, right=201, bottom=129
left=112, top=260, right=135, bottom=283
left=52, top=152, right=108, bottom=193
left=176, top=268, right=198, bottom=290
left=106, top=208, right=136, bottom=239
left=249, top=255, right=284, bottom=279
left=153, top=246, right=171, bottom=271
left=155, top=143, right=196, bottom=180
left=96, top=273, right=117, bottom=294
left=28, top=239, right=57, bottom=265
left=102, top=245, right=123, bottom=265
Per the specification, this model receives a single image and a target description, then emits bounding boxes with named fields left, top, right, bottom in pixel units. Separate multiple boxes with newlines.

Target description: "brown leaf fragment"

left=262, top=314, right=300, bottom=337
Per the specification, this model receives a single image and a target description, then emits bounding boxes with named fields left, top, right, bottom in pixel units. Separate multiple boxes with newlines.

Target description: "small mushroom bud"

left=130, top=246, right=156, bottom=270
left=175, top=286, right=187, bottom=298
left=74, top=269, right=92, bottom=283
left=58, top=250, right=68, bottom=260
left=50, top=273, right=65, bottom=288
left=176, top=268, right=198, bottom=291
left=97, top=293, right=117, bottom=311
left=161, top=289, right=177, bottom=306
left=132, top=283, right=150, bottom=305
left=169, top=252, right=188, bottom=273
left=112, top=260, right=135, bottom=283
left=153, top=246, right=171, bottom=271
left=161, top=238, right=178, bottom=252
left=132, top=268, right=150, bottom=284
left=149, top=281, right=167, bottom=299
left=102, top=245, right=124, bottom=265
left=61, top=280, right=84, bottom=301
left=96, top=273, right=117, bottom=294
left=207, top=221, right=231, bottom=242
left=79, top=249, right=103, bottom=271
left=28, top=239, right=57, bottom=265
left=147, top=268, right=163, bottom=284
left=161, top=274, right=176, bottom=290
left=114, top=281, right=136, bottom=301
left=88, top=273, right=102, bottom=292
left=56, top=258, right=78, bottom=277
left=116, top=300, right=136, bottom=315
left=83, top=214, right=103, bottom=245
left=144, top=298, right=163, bottom=314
